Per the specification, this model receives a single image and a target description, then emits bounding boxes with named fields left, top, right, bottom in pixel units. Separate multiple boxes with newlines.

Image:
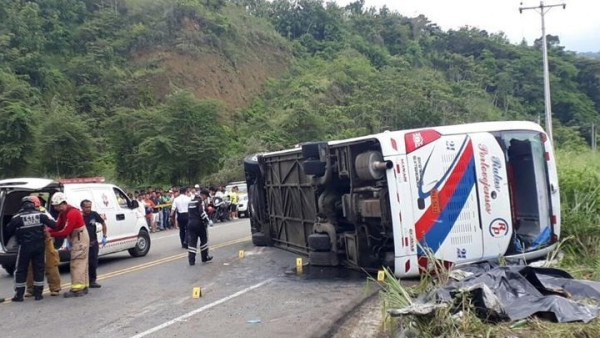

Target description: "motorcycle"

left=210, top=196, right=230, bottom=223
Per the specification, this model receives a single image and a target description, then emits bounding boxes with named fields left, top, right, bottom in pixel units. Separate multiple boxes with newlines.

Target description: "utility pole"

left=592, top=124, right=597, bottom=152
left=519, top=1, right=566, bottom=144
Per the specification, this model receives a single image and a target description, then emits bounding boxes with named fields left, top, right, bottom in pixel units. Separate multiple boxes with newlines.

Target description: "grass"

left=556, top=149, right=600, bottom=279
left=377, top=149, right=600, bottom=337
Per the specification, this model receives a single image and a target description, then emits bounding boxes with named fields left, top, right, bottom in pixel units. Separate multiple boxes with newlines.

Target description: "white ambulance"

left=0, top=177, right=151, bottom=275
left=245, top=121, right=560, bottom=278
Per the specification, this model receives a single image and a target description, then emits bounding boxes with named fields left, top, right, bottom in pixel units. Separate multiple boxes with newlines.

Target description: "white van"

left=225, top=181, right=248, bottom=218
left=0, top=178, right=150, bottom=275
left=245, top=121, right=560, bottom=278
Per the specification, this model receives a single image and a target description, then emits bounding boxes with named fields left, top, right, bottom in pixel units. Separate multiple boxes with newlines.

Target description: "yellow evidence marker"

left=239, top=250, right=245, bottom=258
left=296, top=257, right=303, bottom=274
left=193, top=287, right=202, bottom=298
left=377, top=270, right=385, bottom=282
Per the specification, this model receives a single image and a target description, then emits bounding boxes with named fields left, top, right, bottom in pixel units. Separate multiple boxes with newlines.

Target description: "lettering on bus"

left=478, top=144, right=505, bottom=215
left=491, top=156, right=503, bottom=190
left=412, top=132, right=424, bottom=148
left=400, top=158, right=407, bottom=182
left=489, top=218, right=509, bottom=238
left=408, top=228, right=416, bottom=252
left=478, top=144, right=492, bottom=214
left=412, top=155, right=422, bottom=190
left=430, top=189, right=440, bottom=214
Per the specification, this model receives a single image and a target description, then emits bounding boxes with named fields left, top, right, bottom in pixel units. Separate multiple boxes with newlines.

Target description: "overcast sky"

left=334, top=0, right=599, bottom=53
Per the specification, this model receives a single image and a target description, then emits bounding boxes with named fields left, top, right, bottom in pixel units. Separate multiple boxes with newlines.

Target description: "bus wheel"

left=252, top=232, right=268, bottom=246
left=308, top=233, right=331, bottom=252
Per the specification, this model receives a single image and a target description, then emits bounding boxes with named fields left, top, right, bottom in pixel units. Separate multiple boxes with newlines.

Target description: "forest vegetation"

left=0, top=0, right=599, bottom=186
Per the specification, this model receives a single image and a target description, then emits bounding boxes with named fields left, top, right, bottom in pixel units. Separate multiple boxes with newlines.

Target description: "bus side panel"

left=408, top=135, right=484, bottom=264
left=470, top=133, right=513, bottom=258
left=386, top=154, right=420, bottom=277
left=545, top=138, right=561, bottom=239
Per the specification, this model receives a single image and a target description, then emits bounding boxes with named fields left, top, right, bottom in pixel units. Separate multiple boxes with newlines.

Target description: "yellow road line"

left=1, top=236, right=251, bottom=304
left=97, top=236, right=250, bottom=280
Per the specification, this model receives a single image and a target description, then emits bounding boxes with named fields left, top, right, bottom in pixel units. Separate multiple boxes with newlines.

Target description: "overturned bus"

left=244, top=121, right=561, bottom=278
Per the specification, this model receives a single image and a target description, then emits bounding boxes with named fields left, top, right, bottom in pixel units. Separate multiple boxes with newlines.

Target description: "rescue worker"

left=187, top=190, right=213, bottom=265
left=6, top=196, right=57, bottom=301
left=81, top=199, right=107, bottom=289
left=24, top=196, right=62, bottom=297
left=48, top=192, right=90, bottom=298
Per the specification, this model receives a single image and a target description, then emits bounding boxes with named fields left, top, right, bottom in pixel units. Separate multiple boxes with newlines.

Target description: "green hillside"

left=1, top=0, right=599, bottom=186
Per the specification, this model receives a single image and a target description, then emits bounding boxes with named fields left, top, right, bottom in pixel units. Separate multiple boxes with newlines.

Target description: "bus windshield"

left=498, top=131, right=552, bottom=252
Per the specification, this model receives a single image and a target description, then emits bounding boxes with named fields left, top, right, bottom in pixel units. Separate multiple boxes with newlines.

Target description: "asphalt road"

left=0, top=219, right=376, bottom=338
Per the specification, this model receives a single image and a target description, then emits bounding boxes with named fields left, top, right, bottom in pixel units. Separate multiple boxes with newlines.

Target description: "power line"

left=519, top=1, right=566, bottom=144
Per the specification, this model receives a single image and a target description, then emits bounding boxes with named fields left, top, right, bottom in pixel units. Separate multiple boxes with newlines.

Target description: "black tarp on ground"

left=392, top=262, right=600, bottom=323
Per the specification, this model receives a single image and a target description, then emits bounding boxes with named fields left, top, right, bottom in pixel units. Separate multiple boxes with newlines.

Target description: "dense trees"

left=0, top=0, right=598, bottom=186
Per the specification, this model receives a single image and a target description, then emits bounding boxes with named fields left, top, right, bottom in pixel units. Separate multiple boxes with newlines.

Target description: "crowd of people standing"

left=133, top=185, right=237, bottom=266
left=131, top=185, right=240, bottom=235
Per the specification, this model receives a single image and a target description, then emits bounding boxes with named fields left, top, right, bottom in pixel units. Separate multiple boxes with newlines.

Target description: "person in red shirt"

left=48, top=192, right=90, bottom=298
left=144, top=193, right=158, bottom=233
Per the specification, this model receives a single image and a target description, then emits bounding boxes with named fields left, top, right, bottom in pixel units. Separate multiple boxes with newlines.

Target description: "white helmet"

left=51, top=192, right=68, bottom=205
left=194, top=184, right=200, bottom=189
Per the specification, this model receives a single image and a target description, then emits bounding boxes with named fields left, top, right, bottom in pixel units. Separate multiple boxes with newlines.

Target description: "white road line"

left=130, top=278, right=275, bottom=338
left=151, top=234, right=179, bottom=241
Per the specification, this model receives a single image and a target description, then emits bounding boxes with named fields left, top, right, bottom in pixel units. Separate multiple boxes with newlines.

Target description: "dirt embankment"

left=134, top=46, right=291, bottom=110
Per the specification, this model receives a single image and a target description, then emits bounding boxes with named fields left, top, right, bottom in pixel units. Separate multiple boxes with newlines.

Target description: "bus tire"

left=308, top=233, right=331, bottom=252
left=244, top=155, right=261, bottom=175
left=302, top=142, right=323, bottom=159
left=252, top=232, right=269, bottom=247
left=303, top=160, right=326, bottom=176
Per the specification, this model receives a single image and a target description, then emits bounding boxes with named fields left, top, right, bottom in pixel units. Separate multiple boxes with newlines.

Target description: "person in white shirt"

left=171, top=188, right=192, bottom=249
left=136, top=193, right=147, bottom=219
